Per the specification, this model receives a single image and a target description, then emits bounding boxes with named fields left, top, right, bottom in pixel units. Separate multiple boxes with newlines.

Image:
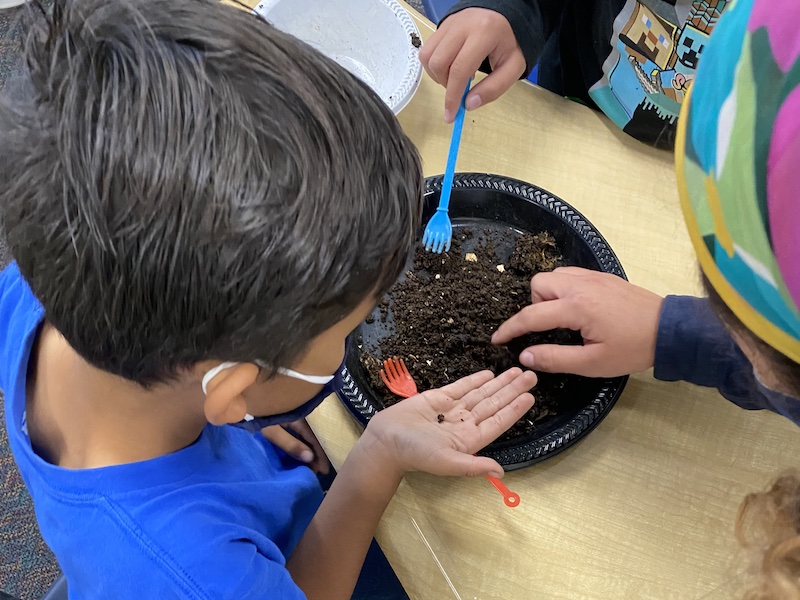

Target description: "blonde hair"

left=738, top=473, right=800, bottom=599
left=706, top=279, right=800, bottom=597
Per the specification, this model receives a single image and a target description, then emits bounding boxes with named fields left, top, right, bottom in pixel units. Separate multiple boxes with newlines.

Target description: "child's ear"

left=201, top=363, right=260, bottom=426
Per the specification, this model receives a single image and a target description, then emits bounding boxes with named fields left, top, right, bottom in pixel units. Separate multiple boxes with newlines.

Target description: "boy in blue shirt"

left=0, top=0, right=537, bottom=597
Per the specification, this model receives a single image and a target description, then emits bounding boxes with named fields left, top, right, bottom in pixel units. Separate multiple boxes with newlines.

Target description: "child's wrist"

left=350, top=428, right=405, bottom=484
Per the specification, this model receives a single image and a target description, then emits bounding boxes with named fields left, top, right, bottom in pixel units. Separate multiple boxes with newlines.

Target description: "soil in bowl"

left=359, top=228, right=584, bottom=441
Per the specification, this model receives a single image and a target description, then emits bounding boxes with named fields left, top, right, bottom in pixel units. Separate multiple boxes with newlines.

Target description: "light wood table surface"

left=245, top=3, right=800, bottom=598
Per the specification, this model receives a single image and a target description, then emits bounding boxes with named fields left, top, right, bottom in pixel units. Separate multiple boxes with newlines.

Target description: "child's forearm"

left=286, top=432, right=403, bottom=600
left=287, top=369, right=534, bottom=597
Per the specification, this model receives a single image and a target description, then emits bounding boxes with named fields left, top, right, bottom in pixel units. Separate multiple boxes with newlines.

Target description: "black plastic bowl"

left=336, top=173, right=628, bottom=470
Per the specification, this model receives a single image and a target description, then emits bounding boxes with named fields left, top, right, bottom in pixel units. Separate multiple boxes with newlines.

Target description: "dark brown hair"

left=705, top=278, right=800, bottom=395
left=0, top=0, right=423, bottom=385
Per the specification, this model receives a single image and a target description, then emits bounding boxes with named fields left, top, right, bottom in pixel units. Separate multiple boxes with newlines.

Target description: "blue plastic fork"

left=422, top=79, right=472, bottom=254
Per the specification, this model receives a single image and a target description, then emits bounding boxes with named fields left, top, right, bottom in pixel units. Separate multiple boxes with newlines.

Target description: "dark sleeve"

left=441, top=0, right=562, bottom=77
left=654, top=295, right=793, bottom=416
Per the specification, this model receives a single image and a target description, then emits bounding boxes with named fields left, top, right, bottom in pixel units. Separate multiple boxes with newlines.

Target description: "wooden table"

left=245, top=3, right=800, bottom=598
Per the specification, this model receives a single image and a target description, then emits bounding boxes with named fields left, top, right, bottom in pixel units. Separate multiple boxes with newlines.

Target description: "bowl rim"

left=382, top=0, right=423, bottom=114
left=336, top=172, right=630, bottom=470
left=251, top=0, right=422, bottom=114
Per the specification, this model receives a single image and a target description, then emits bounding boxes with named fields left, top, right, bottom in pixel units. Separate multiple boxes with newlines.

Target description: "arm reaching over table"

left=491, top=268, right=800, bottom=426
left=287, top=368, right=536, bottom=600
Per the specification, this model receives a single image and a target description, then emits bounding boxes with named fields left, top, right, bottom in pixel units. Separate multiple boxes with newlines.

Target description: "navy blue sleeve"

left=654, top=295, right=800, bottom=425
left=440, top=0, right=562, bottom=78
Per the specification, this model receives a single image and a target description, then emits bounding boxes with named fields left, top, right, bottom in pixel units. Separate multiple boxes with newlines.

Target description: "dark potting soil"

left=359, top=229, right=584, bottom=440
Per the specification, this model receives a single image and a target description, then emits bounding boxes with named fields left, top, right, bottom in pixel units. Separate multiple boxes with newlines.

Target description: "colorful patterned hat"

left=676, top=0, right=800, bottom=362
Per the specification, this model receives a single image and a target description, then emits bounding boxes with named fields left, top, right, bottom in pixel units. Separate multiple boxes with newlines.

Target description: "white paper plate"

left=0, top=0, right=27, bottom=9
left=253, top=0, right=423, bottom=114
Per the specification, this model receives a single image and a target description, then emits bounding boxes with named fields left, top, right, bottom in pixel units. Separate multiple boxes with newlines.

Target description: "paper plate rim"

left=252, top=0, right=423, bottom=114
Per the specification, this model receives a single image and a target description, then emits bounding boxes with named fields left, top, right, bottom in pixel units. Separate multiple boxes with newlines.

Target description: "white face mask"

left=199, top=336, right=350, bottom=431
left=201, top=361, right=334, bottom=395
left=200, top=360, right=340, bottom=431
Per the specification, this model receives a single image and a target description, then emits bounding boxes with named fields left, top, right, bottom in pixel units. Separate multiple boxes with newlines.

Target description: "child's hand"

left=261, top=419, right=331, bottom=475
left=419, top=8, right=526, bottom=123
left=362, top=368, right=536, bottom=479
left=288, top=370, right=533, bottom=598
left=492, top=267, right=664, bottom=378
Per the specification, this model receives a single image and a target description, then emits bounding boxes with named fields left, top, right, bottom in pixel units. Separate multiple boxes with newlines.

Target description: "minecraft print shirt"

left=443, top=0, right=730, bottom=148
left=589, top=0, right=729, bottom=146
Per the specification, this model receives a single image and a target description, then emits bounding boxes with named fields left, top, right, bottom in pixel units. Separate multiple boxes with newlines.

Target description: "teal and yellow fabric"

left=677, top=0, right=800, bottom=362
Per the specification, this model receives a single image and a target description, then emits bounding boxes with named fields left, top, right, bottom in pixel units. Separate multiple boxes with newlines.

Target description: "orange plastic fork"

left=380, top=357, right=418, bottom=398
left=379, top=357, right=520, bottom=508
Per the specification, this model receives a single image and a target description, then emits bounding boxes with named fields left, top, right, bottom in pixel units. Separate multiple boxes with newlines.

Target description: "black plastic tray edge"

left=334, top=172, right=629, bottom=470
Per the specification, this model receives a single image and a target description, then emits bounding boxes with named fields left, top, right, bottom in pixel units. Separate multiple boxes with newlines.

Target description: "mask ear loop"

left=201, top=362, right=256, bottom=423
left=201, top=362, right=240, bottom=395
left=202, top=361, right=334, bottom=427
left=276, top=367, right=334, bottom=385
left=255, top=359, right=335, bottom=385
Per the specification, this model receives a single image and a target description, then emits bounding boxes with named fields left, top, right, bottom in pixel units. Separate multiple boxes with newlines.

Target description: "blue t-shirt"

left=0, top=263, right=323, bottom=599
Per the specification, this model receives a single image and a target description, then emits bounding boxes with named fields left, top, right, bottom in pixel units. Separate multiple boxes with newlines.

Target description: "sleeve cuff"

left=654, top=295, right=724, bottom=383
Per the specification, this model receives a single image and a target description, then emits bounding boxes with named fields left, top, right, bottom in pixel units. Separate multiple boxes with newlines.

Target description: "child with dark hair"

left=0, top=1, right=537, bottom=598
left=493, top=0, right=800, bottom=595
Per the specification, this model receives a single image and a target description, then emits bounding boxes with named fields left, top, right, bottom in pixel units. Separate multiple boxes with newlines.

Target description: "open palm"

left=366, top=368, right=537, bottom=479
